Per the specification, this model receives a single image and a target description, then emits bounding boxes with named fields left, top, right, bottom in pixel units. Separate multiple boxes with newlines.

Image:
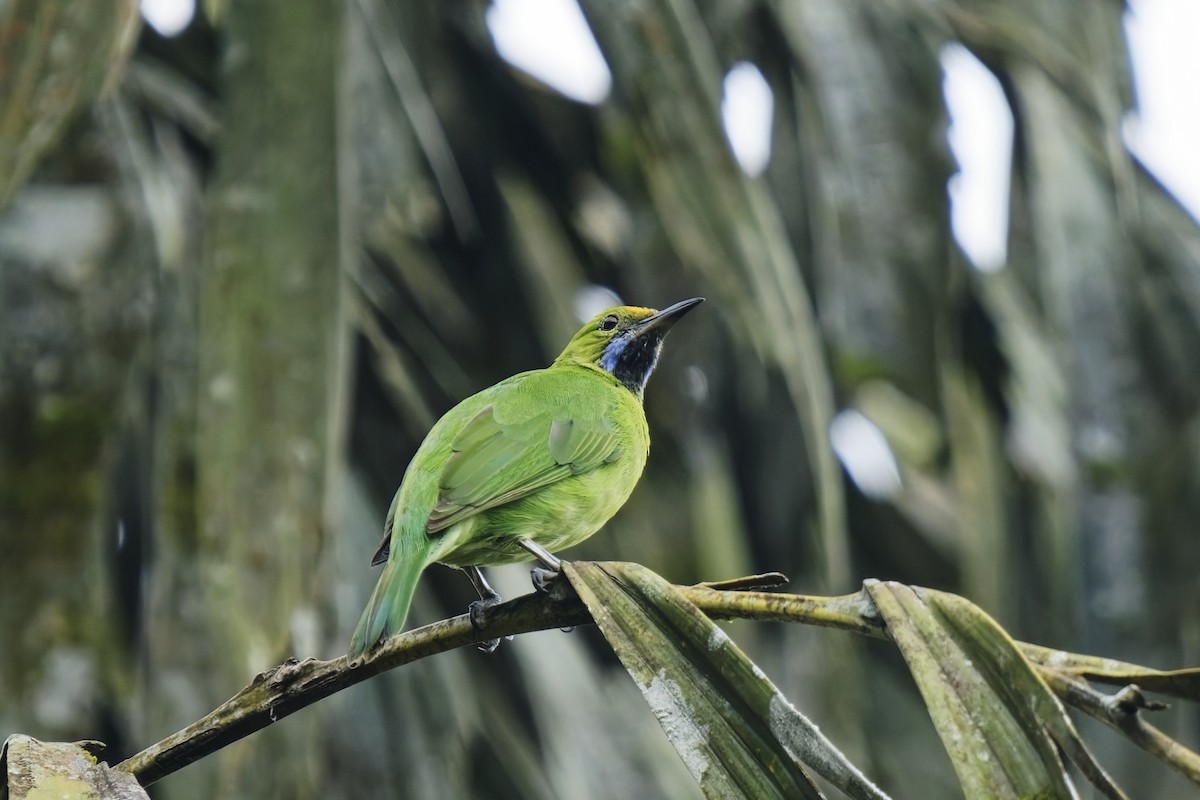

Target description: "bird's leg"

left=462, top=566, right=508, bottom=653
left=464, top=564, right=500, bottom=603
left=518, top=538, right=561, bottom=571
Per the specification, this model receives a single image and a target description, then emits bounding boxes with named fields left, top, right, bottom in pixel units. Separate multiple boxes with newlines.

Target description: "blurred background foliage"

left=1, top=0, right=1198, bottom=797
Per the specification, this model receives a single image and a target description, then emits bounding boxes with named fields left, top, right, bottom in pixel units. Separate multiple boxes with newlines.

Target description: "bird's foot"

left=530, top=566, right=559, bottom=594
left=530, top=566, right=577, bottom=604
left=468, top=595, right=501, bottom=630
left=468, top=596, right=510, bottom=653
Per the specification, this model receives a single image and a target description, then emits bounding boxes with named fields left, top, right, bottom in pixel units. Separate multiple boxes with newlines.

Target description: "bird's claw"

left=468, top=595, right=501, bottom=628
left=530, top=566, right=560, bottom=594
left=476, top=636, right=502, bottom=654
left=531, top=572, right=575, bottom=633
left=468, top=596, right=510, bottom=653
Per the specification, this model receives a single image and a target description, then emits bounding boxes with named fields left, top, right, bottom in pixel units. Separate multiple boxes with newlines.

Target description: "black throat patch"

left=600, top=332, right=663, bottom=400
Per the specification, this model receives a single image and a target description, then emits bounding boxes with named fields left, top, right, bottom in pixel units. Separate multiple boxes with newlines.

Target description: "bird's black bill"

left=634, top=297, right=704, bottom=336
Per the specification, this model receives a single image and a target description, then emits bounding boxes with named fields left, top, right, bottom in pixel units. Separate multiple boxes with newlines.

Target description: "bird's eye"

left=599, top=315, right=619, bottom=332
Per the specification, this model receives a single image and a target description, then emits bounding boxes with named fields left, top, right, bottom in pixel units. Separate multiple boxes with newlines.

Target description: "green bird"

left=348, top=298, right=703, bottom=660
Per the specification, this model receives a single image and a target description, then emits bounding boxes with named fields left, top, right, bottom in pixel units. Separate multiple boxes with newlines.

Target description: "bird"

left=348, top=297, right=703, bottom=661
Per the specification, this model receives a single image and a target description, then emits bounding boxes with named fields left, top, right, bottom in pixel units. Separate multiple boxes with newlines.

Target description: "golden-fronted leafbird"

left=348, top=298, right=703, bottom=660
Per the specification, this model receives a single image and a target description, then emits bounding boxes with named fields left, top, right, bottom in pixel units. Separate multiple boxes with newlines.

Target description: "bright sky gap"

left=140, top=0, right=195, bottom=37
left=829, top=411, right=902, bottom=500
left=722, top=62, right=774, bottom=176
left=1123, top=0, right=1200, bottom=222
left=486, top=0, right=612, bottom=105
left=941, top=44, right=1014, bottom=273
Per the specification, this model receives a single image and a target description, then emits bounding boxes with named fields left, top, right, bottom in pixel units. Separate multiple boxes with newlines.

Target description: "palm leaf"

left=565, top=561, right=890, bottom=800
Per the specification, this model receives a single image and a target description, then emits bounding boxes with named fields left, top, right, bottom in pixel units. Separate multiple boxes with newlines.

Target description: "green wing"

left=426, top=399, right=621, bottom=534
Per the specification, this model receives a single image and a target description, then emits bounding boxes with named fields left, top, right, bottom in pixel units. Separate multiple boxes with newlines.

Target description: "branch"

left=114, top=564, right=1196, bottom=789
left=117, top=567, right=881, bottom=786
left=1041, top=670, right=1200, bottom=786
left=116, top=589, right=569, bottom=784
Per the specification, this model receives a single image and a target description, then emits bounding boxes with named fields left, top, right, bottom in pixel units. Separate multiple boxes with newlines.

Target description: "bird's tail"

left=348, top=550, right=427, bottom=662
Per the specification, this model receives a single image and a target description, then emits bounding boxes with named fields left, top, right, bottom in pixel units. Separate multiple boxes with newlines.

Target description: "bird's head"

left=553, top=298, right=703, bottom=399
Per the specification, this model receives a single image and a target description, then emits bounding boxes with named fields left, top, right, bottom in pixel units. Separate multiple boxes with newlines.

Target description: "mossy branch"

left=114, top=564, right=1198, bottom=789
left=114, top=569, right=872, bottom=785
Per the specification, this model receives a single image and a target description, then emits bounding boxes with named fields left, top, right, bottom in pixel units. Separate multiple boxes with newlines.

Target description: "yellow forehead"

left=596, top=305, right=655, bottom=322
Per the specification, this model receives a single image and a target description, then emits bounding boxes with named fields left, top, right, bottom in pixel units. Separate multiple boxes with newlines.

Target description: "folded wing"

left=427, top=399, right=620, bottom=534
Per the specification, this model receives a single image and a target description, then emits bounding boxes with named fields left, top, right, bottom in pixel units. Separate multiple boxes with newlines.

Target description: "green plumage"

left=349, top=300, right=701, bottom=660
